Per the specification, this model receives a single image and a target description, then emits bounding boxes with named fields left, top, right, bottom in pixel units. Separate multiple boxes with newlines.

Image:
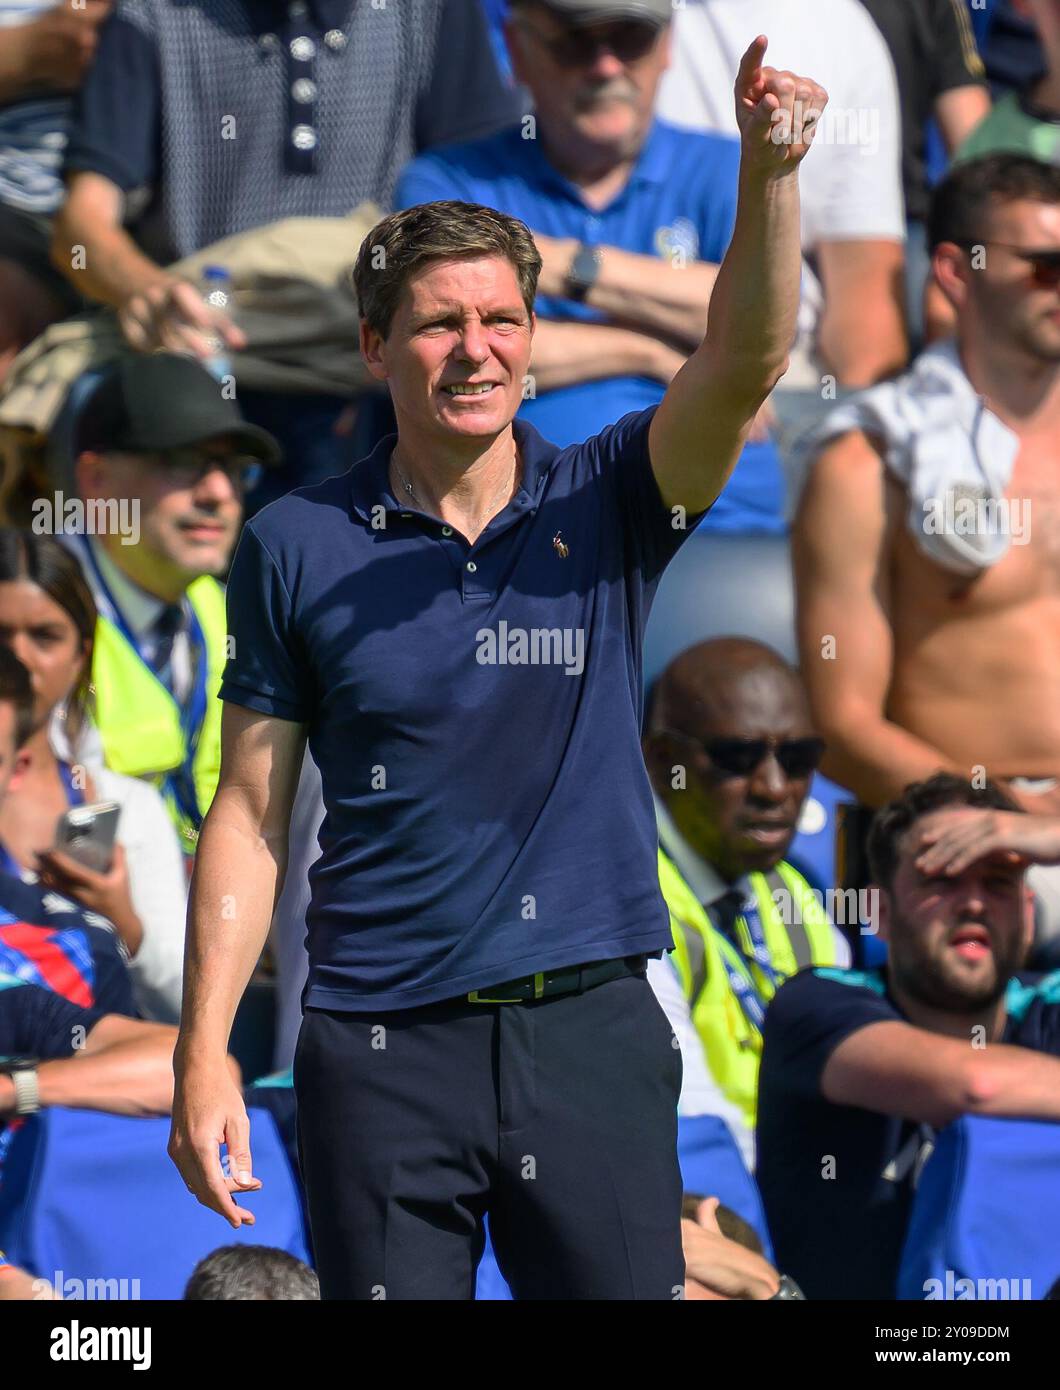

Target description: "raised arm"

left=793, top=430, right=957, bottom=805
left=823, top=1020, right=1060, bottom=1129
left=169, top=703, right=306, bottom=1228
left=648, top=37, right=823, bottom=514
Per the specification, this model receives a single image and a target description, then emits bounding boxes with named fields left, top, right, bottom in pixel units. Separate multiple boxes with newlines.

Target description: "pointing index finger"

left=736, top=34, right=769, bottom=91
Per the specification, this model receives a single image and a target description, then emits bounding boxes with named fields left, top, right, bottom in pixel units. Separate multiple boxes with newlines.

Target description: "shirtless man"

left=794, top=154, right=1060, bottom=941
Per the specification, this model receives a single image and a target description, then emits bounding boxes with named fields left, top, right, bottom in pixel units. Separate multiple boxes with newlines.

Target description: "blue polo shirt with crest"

left=395, top=119, right=786, bottom=535
left=220, top=406, right=701, bottom=1010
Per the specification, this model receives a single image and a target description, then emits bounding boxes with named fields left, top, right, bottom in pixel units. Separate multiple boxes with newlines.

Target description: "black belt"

left=466, top=954, right=648, bottom=1005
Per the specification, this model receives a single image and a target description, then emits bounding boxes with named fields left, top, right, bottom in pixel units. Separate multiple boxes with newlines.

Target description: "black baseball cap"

left=531, top=0, right=672, bottom=25
left=75, top=354, right=282, bottom=464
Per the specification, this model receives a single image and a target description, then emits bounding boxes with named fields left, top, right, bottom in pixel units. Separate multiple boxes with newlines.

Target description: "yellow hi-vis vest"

left=91, top=576, right=226, bottom=856
left=659, top=849, right=839, bottom=1130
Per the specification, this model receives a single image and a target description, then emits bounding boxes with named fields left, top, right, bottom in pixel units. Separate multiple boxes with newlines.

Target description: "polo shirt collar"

left=655, top=794, right=733, bottom=909
left=348, top=417, right=559, bottom=524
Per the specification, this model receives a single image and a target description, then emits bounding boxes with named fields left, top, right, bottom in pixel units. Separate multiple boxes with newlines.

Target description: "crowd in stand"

left=2, top=0, right=1060, bottom=1302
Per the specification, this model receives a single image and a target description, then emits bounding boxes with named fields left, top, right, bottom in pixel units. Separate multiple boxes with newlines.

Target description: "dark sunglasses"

left=516, top=16, right=660, bottom=68
left=958, top=240, right=1060, bottom=289
left=150, top=448, right=263, bottom=490
left=657, top=730, right=826, bottom=779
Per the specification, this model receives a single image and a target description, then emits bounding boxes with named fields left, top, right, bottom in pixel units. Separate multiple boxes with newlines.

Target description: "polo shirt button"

left=290, top=34, right=316, bottom=60
left=292, top=124, right=318, bottom=150
left=441, top=525, right=453, bottom=537
left=288, top=0, right=307, bottom=14
left=466, top=560, right=478, bottom=573
left=292, top=77, right=317, bottom=103
left=325, top=28, right=346, bottom=50
left=258, top=32, right=279, bottom=52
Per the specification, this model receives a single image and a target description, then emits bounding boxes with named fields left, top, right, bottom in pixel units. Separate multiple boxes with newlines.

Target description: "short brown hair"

left=351, top=200, right=542, bottom=338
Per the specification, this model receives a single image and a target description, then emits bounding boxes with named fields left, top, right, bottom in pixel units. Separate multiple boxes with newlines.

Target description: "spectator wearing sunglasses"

left=795, top=154, right=1060, bottom=969
left=642, top=638, right=850, bottom=1167
left=395, top=0, right=788, bottom=536
left=67, top=353, right=281, bottom=859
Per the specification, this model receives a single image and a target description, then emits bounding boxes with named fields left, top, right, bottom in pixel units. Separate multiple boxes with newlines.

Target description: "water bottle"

left=199, top=265, right=234, bottom=381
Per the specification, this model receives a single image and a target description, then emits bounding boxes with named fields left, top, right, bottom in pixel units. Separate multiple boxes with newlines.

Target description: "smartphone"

left=53, top=801, right=121, bottom=873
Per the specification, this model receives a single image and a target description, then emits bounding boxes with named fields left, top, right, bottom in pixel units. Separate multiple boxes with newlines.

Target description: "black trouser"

left=293, top=966, right=684, bottom=1300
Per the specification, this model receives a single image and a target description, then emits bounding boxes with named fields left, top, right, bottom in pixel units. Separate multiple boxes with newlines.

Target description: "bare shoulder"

left=795, top=428, right=898, bottom=561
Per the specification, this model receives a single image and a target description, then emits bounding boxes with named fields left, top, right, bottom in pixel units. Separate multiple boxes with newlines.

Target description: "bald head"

left=648, top=638, right=809, bottom=742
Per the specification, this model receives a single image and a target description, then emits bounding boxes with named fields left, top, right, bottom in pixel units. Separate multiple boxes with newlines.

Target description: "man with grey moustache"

left=170, top=39, right=828, bottom=1300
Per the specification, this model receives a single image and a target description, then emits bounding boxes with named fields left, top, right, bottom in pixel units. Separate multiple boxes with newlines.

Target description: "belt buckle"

left=467, top=972, right=545, bottom=1005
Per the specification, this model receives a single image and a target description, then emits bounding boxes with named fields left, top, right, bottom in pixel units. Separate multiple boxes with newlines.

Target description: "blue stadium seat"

left=0, top=1106, right=309, bottom=1299
left=475, top=1112, right=772, bottom=1298
left=897, top=1114, right=1060, bottom=1301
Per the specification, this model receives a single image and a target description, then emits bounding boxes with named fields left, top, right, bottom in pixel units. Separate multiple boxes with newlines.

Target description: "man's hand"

left=24, top=1, right=112, bottom=91
left=169, top=1053, right=262, bottom=1229
left=119, top=278, right=247, bottom=358
left=682, top=1197, right=781, bottom=1300
left=734, top=35, right=828, bottom=177
left=915, top=809, right=1060, bottom=877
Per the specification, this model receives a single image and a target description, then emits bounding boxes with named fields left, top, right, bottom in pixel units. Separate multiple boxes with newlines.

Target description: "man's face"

left=960, top=198, right=1060, bottom=361
left=363, top=256, right=534, bottom=444
left=882, top=811, right=1032, bottom=1013
left=507, top=4, right=669, bottom=159
left=82, top=438, right=246, bottom=581
left=649, top=671, right=818, bottom=881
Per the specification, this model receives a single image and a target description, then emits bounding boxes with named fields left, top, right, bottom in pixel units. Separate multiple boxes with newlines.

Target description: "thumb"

left=224, top=1112, right=259, bottom=1188
left=697, top=1196, right=722, bottom=1231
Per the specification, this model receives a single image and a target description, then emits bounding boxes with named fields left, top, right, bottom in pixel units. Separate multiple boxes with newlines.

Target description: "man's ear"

left=74, top=450, right=104, bottom=499
left=359, top=320, right=389, bottom=384
left=931, top=241, right=973, bottom=312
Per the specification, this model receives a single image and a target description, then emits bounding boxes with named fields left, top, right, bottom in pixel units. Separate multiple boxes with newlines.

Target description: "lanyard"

left=732, top=886, right=783, bottom=991
left=78, top=538, right=209, bottom=829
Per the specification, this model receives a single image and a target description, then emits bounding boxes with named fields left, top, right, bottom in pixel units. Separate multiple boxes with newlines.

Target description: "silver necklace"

left=393, top=455, right=520, bottom=519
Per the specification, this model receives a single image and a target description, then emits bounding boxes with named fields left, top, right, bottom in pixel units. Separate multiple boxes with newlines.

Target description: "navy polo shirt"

left=395, top=119, right=786, bottom=535
left=221, top=406, right=701, bottom=1011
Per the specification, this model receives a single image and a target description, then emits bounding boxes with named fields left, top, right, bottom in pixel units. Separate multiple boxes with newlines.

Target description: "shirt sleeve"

left=0, top=981, right=106, bottom=1061
left=219, top=522, right=314, bottom=723
left=932, top=0, right=988, bottom=95
left=761, top=968, right=902, bottom=1102
left=62, top=6, right=160, bottom=193
left=415, top=0, right=523, bottom=152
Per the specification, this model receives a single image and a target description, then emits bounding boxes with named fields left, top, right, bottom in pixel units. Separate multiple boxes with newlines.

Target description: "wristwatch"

left=565, top=242, right=603, bottom=302
left=0, top=1063, right=40, bottom=1115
